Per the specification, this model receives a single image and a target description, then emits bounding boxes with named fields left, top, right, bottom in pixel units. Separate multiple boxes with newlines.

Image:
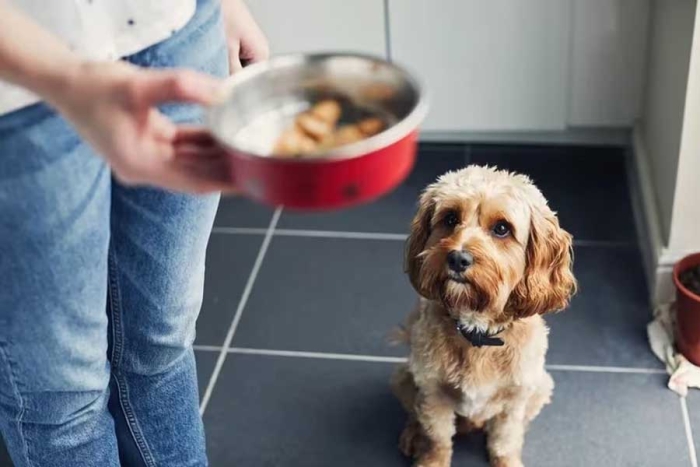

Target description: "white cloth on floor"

left=647, top=303, right=700, bottom=396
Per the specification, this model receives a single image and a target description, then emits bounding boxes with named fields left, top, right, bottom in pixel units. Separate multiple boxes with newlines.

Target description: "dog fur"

left=392, top=165, right=576, bottom=467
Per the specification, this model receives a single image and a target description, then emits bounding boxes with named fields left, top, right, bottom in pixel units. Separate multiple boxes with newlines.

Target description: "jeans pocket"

left=125, top=0, right=229, bottom=79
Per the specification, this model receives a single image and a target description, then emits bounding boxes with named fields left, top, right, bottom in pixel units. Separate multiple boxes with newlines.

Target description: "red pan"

left=207, top=53, right=428, bottom=211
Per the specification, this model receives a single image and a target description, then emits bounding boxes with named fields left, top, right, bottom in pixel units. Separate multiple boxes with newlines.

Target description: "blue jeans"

left=0, top=0, right=228, bottom=465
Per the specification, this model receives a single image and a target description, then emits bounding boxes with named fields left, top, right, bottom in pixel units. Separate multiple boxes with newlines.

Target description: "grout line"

left=199, top=207, right=282, bottom=415
left=211, top=226, right=637, bottom=248
left=194, top=345, right=665, bottom=374
left=564, top=0, right=576, bottom=129
left=211, top=226, right=268, bottom=235
left=228, top=347, right=407, bottom=364
left=274, top=229, right=407, bottom=241
left=545, top=364, right=666, bottom=375
left=383, top=0, right=392, bottom=62
left=573, top=239, right=639, bottom=249
left=681, top=397, right=698, bottom=467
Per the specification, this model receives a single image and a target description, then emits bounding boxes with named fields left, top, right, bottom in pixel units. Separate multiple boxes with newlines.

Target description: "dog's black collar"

left=455, top=322, right=505, bottom=348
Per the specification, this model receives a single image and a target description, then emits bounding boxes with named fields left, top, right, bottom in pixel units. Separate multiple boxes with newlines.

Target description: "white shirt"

left=0, top=0, right=197, bottom=116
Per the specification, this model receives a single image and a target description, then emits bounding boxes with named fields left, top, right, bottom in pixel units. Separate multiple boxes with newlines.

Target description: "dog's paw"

left=491, top=456, right=524, bottom=467
left=414, top=462, right=448, bottom=467
left=399, top=421, right=423, bottom=458
left=456, top=416, right=485, bottom=435
left=413, top=446, right=452, bottom=467
left=414, top=456, right=451, bottom=467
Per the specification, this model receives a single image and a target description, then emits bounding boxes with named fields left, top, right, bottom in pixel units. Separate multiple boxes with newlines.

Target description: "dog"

left=391, top=165, right=576, bottom=467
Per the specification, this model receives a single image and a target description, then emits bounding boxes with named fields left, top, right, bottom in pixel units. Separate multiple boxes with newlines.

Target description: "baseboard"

left=629, top=126, right=691, bottom=305
left=420, top=127, right=630, bottom=146
left=628, top=127, right=662, bottom=303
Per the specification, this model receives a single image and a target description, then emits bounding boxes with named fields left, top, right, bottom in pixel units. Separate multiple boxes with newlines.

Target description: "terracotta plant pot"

left=673, top=252, right=700, bottom=366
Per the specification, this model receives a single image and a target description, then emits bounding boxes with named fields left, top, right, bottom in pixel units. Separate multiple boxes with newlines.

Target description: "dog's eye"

left=443, top=211, right=460, bottom=228
left=492, top=221, right=511, bottom=238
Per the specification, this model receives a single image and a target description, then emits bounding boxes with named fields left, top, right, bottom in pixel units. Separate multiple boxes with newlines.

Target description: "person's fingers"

left=113, top=113, right=233, bottom=193
left=230, top=56, right=243, bottom=73
left=143, top=138, right=234, bottom=193
left=178, top=157, right=231, bottom=183
left=239, top=32, right=269, bottom=64
left=173, top=143, right=232, bottom=180
left=136, top=69, right=223, bottom=106
left=149, top=109, right=178, bottom=144
left=226, top=0, right=269, bottom=64
left=166, top=156, right=234, bottom=193
left=109, top=135, right=171, bottom=186
left=138, top=157, right=230, bottom=194
left=119, top=154, right=234, bottom=194
left=173, top=126, right=218, bottom=147
left=228, top=41, right=243, bottom=74
left=173, top=141, right=234, bottom=186
left=174, top=147, right=228, bottom=166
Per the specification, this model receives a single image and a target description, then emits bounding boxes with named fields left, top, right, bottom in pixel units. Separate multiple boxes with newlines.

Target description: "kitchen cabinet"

left=245, top=0, right=386, bottom=58
left=388, top=0, right=571, bottom=132
left=568, top=0, right=650, bottom=126
left=244, top=0, right=650, bottom=134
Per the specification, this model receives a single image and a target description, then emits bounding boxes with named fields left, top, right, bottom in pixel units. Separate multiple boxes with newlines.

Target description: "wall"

left=669, top=1, right=700, bottom=252
left=569, top=0, right=650, bottom=126
left=640, top=0, right=695, bottom=245
left=245, top=0, right=387, bottom=57
left=634, top=0, right=698, bottom=303
left=245, top=0, right=649, bottom=141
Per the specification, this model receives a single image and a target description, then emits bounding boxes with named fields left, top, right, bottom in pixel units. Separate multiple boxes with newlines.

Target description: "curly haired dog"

left=392, top=165, right=576, bottom=467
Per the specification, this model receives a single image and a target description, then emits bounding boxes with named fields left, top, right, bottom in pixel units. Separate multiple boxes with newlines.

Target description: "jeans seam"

left=108, top=245, right=156, bottom=467
left=0, top=343, right=34, bottom=467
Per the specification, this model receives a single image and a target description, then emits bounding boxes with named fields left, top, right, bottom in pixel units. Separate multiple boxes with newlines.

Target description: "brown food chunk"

left=332, top=125, right=365, bottom=147
left=310, top=99, right=342, bottom=125
left=296, top=113, right=333, bottom=140
left=316, top=132, right=338, bottom=151
left=358, top=117, right=385, bottom=136
left=272, top=98, right=385, bottom=156
left=273, top=127, right=318, bottom=156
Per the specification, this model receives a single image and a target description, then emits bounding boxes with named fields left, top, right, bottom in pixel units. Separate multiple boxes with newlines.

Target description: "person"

left=0, top=0, right=268, bottom=465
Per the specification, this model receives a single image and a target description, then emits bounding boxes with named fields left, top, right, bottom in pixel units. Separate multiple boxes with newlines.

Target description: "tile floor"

left=1, top=144, right=696, bottom=467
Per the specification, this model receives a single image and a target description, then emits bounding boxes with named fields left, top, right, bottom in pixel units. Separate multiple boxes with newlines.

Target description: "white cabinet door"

left=388, top=0, right=570, bottom=132
left=245, top=0, right=386, bottom=57
left=568, top=0, right=650, bottom=127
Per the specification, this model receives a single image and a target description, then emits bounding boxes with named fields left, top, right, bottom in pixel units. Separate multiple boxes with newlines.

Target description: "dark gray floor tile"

left=232, top=236, right=414, bottom=356
left=196, top=234, right=264, bottom=346
left=526, top=371, right=688, bottom=467
left=470, top=145, right=636, bottom=243
left=547, top=246, right=659, bottom=368
left=203, top=354, right=489, bottom=466
left=195, top=350, right=218, bottom=402
left=684, top=391, right=700, bottom=459
left=214, top=195, right=275, bottom=228
left=233, top=234, right=658, bottom=368
left=277, top=144, right=467, bottom=233
left=203, top=355, right=684, bottom=466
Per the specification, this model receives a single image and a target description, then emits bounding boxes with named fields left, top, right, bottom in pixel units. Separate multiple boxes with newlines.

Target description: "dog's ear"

left=507, top=202, right=576, bottom=318
left=404, top=190, right=435, bottom=292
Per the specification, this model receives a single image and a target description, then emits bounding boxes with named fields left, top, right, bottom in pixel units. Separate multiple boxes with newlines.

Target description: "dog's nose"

left=447, top=250, right=473, bottom=273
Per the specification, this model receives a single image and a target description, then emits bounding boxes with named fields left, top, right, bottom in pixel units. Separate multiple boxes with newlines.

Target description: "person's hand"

left=221, top=0, right=269, bottom=73
left=48, top=61, right=234, bottom=194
